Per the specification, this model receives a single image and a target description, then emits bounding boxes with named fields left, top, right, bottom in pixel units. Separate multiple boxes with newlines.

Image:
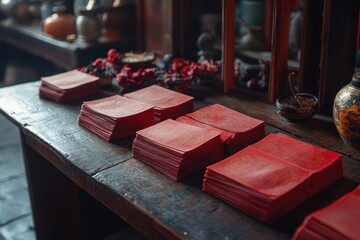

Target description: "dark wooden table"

left=0, top=20, right=136, bottom=70
left=0, top=82, right=359, bottom=240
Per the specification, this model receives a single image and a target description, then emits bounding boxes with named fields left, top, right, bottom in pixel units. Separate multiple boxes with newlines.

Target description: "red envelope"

left=186, top=104, right=264, bottom=134
left=78, top=95, right=155, bottom=141
left=82, top=95, right=153, bottom=120
left=41, top=70, right=99, bottom=90
left=251, top=133, right=343, bottom=197
left=293, top=186, right=360, bottom=240
left=39, top=70, right=100, bottom=103
left=133, top=119, right=224, bottom=180
left=184, top=104, right=265, bottom=154
left=177, top=116, right=232, bottom=144
left=125, top=85, right=194, bottom=122
left=203, top=147, right=311, bottom=223
left=136, top=119, right=221, bottom=154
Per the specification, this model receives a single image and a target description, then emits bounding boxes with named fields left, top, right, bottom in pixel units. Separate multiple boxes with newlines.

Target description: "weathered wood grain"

left=92, top=158, right=291, bottom=240
left=0, top=82, right=132, bottom=177
left=0, top=82, right=359, bottom=240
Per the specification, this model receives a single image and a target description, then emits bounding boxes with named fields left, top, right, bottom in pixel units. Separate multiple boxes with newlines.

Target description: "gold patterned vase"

left=333, top=73, right=360, bottom=150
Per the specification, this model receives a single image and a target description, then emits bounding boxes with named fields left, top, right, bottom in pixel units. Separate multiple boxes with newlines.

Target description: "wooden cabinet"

left=137, top=0, right=360, bottom=112
left=136, top=0, right=222, bottom=57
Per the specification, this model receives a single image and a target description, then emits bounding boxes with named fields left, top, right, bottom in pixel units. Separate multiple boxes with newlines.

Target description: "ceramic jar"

left=333, top=73, right=360, bottom=150
left=76, top=10, right=101, bottom=42
left=43, top=6, right=76, bottom=39
left=1, top=0, right=29, bottom=23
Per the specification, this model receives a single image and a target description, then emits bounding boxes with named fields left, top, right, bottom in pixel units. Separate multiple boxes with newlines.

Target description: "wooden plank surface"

left=0, top=82, right=359, bottom=239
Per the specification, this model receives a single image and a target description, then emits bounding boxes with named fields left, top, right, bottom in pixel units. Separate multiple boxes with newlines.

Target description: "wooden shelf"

left=0, top=20, right=136, bottom=69
left=236, top=49, right=300, bottom=70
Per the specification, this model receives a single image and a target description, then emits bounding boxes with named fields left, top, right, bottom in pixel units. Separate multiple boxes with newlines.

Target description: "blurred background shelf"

left=0, top=20, right=136, bottom=70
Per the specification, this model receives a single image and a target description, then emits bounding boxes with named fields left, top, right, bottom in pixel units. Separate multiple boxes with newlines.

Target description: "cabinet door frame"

left=222, top=0, right=359, bottom=112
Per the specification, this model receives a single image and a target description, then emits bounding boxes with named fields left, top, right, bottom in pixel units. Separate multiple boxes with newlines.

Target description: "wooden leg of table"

left=20, top=134, right=84, bottom=240
left=77, top=187, right=129, bottom=240
left=20, top=133, right=129, bottom=240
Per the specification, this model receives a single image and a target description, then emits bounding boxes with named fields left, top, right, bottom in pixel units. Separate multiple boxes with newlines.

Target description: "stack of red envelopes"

left=202, top=133, right=343, bottom=223
left=293, top=186, right=360, bottom=240
left=203, top=147, right=312, bottom=224
left=177, top=116, right=233, bottom=144
left=124, top=85, right=193, bottom=122
left=133, top=119, right=224, bottom=181
left=39, top=70, right=100, bottom=103
left=251, top=133, right=343, bottom=197
left=78, top=95, right=154, bottom=141
left=178, top=104, right=265, bottom=154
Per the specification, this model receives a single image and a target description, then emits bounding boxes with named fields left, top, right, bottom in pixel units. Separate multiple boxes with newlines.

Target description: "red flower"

left=116, top=65, right=155, bottom=91
left=93, top=58, right=104, bottom=68
left=107, top=48, right=117, bottom=57
left=107, top=48, right=120, bottom=64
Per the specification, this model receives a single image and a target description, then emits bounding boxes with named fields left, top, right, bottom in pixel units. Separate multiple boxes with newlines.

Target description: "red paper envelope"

left=203, top=147, right=311, bottom=223
left=251, top=133, right=342, bottom=173
left=136, top=119, right=221, bottom=154
left=133, top=119, right=224, bottom=180
left=82, top=95, right=154, bottom=119
left=251, top=133, right=343, bottom=197
left=183, top=104, right=265, bottom=154
left=202, top=133, right=342, bottom=223
left=78, top=95, right=155, bottom=141
left=41, top=70, right=99, bottom=90
left=206, top=147, right=311, bottom=198
left=293, top=186, right=360, bottom=240
left=125, top=85, right=193, bottom=109
left=124, top=85, right=194, bottom=121
left=39, top=70, right=100, bottom=103
left=186, top=104, right=264, bottom=134
left=176, top=116, right=232, bottom=144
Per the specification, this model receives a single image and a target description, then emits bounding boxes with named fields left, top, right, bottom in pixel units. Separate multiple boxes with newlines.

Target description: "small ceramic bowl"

left=276, top=93, right=319, bottom=122
left=121, top=52, right=155, bottom=69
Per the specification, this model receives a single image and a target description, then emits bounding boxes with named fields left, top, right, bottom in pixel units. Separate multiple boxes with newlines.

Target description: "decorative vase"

left=76, top=9, right=101, bottom=42
left=43, top=6, right=76, bottom=39
left=333, top=73, right=360, bottom=150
